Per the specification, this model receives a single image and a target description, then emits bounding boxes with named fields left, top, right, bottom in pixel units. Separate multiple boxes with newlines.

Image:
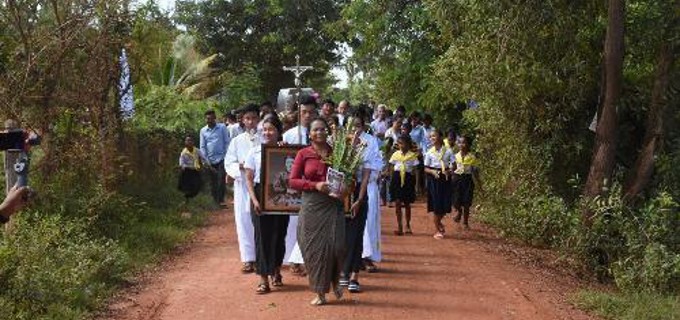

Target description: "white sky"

left=147, top=0, right=349, bottom=88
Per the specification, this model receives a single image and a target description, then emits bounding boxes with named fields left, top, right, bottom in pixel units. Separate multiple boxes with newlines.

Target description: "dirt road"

left=100, top=202, right=594, bottom=320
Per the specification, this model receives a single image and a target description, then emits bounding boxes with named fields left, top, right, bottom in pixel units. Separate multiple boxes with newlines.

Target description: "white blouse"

left=424, top=146, right=454, bottom=170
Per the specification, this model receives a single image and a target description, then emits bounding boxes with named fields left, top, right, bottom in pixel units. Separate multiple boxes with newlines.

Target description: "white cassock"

left=362, top=133, right=384, bottom=262
left=224, top=131, right=260, bottom=263
left=282, top=125, right=308, bottom=265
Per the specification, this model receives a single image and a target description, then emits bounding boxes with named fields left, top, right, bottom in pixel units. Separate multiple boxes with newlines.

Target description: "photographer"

left=0, top=185, right=29, bottom=224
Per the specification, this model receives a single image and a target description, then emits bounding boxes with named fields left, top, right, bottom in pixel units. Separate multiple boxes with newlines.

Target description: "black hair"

left=396, top=105, right=406, bottom=113
left=261, top=101, right=273, bottom=108
left=239, top=103, right=260, bottom=116
left=310, top=116, right=329, bottom=129
left=432, top=129, right=444, bottom=139
left=300, top=95, right=318, bottom=108
left=446, top=127, right=457, bottom=138
left=400, top=121, right=412, bottom=131
left=423, top=113, right=433, bottom=122
left=458, top=135, right=473, bottom=146
left=262, top=115, right=284, bottom=141
left=329, top=115, right=340, bottom=127
left=323, top=99, right=335, bottom=106
left=204, top=109, right=216, bottom=116
left=397, top=135, right=413, bottom=150
left=224, top=112, right=237, bottom=122
left=409, top=111, right=421, bottom=119
left=351, top=109, right=368, bottom=127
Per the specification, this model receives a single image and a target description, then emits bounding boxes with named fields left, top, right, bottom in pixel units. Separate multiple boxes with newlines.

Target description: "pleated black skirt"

left=389, top=170, right=416, bottom=204
left=452, top=173, right=475, bottom=208
left=426, top=173, right=452, bottom=215
left=252, top=184, right=290, bottom=276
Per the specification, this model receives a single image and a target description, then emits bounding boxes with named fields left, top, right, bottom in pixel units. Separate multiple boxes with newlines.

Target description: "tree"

left=583, top=0, right=625, bottom=215
left=175, top=0, right=345, bottom=99
left=624, top=1, right=680, bottom=202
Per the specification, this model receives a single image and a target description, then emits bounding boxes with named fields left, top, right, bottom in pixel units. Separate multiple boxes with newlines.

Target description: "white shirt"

left=283, top=125, right=309, bottom=145
left=244, top=146, right=262, bottom=184
left=424, top=146, right=454, bottom=170
left=384, top=127, right=400, bottom=143
left=356, top=132, right=384, bottom=181
left=370, top=119, right=389, bottom=136
left=227, top=123, right=244, bottom=140
left=337, top=114, right=346, bottom=127
left=224, top=130, right=261, bottom=180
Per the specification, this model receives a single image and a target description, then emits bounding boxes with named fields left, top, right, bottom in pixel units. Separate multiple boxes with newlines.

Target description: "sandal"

left=405, top=227, right=413, bottom=235
left=241, top=262, right=255, bottom=273
left=433, top=232, right=444, bottom=240
left=393, top=230, right=404, bottom=236
left=364, top=260, right=378, bottom=273
left=310, top=295, right=327, bottom=306
left=256, top=282, right=271, bottom=294
left=272, top=274, right=283, bottom=287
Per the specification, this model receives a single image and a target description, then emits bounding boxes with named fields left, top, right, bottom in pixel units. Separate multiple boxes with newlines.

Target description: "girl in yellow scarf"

left=388, top=135, right=419, bottom=235
left=424, top=130, right=454, bottom=239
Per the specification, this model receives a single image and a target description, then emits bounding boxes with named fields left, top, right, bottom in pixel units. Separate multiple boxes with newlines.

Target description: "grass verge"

left=574, top=290, right=680, bottom=320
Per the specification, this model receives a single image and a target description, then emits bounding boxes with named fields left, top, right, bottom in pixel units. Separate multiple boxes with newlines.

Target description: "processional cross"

left=283, top=55, right=313, bottom=143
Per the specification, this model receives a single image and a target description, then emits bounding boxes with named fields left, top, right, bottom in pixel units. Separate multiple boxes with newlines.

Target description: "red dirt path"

left=99, top=202, right=596, bottom=320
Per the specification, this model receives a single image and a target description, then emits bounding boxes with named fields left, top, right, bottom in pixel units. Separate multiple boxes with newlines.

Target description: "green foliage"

left=574, top=187, right=680, bottom=293
left=175, top=0, right=344, bottom=97
left=0, top=213, right=126, bottom=320
left=574, top=290, right=680, bottom=320
left=0, top=127, right=212, bottom=319
left=132, top=85, right=218, bottom=132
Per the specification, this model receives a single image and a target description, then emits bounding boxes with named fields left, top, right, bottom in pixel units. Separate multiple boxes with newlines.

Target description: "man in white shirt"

left=282, top=96, right=318, bottom=272
left=336, top=100, right=349, bottom=127
left=224, top=104, right=261, bottom=273
left=370, top=104, right=389, bottom=140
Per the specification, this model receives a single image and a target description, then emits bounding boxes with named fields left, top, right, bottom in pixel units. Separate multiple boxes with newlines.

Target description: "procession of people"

left=181, top=96, right=482, bottom=306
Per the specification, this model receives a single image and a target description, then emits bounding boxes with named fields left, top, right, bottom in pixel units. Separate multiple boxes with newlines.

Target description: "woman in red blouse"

left=288, top=118, right=345, bottom=306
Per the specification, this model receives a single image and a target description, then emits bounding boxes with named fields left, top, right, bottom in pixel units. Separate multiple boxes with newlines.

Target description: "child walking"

left=389, top=135, right=419, bottom=235
left=424, top=130, right=454, bottom=239
left=452, top=136, right=481, bottom=229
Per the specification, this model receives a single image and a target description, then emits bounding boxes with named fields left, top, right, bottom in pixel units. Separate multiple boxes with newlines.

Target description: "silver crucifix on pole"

left=283, top=55, right=313, bottom=143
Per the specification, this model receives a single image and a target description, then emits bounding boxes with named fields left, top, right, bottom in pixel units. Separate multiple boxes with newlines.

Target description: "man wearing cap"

left=225, top=103, right=261, bottom=273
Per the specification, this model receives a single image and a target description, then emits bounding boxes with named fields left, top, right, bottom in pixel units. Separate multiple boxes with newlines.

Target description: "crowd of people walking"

left=178, top=96, right=482, bottom=306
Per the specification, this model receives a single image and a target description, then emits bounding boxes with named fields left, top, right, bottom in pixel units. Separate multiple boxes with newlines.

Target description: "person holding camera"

left=0, top=186, right=29, bottom=224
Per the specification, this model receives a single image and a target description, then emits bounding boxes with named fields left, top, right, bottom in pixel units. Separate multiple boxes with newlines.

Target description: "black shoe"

left=348, top=280, right=361, bottom=293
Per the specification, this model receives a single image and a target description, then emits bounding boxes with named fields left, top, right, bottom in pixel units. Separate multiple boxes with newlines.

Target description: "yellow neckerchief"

left=390, top=150, right=418, bottom=186
left=181, top=147, right=201, bottom=169
left=428, top=145, right=448, bottom=173
left=454, top=151, right=477, bottom=174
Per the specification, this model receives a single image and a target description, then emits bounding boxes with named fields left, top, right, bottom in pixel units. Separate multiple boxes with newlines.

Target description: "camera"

left=1, top=128, right=40, bottom=189
left=0, top=129, right=25, bottom=151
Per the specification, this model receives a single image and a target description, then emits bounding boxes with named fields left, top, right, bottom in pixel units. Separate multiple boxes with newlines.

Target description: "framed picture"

left=259, top=144, right=304, bottom=214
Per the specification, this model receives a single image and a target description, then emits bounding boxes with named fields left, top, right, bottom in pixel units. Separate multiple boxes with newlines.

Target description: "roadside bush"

left=0, top=213, right=127, bottom=320
left=574, top=186, right=680, bottom=293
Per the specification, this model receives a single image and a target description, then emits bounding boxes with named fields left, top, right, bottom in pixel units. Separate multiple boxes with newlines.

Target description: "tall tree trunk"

left=623, top=43, right=674, bottom=202
left=583, top=0, right=625, bottom=219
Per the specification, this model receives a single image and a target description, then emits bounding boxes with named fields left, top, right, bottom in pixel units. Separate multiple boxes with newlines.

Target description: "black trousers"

left=343, top=195, right=368, bottom=275
left=208, top=161, right=226, bottom=204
